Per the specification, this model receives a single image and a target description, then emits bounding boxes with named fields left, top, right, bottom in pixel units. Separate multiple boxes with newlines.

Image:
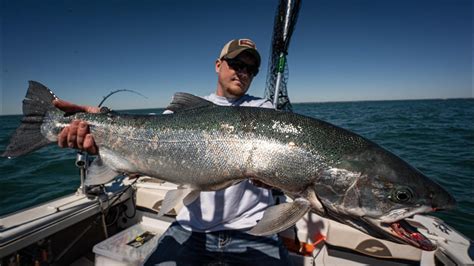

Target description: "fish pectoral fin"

left=183, top=190, right=201, bottom=206
left=158, top=188, right=199, bottom=217
left=249, top=198, right=310, bottom=236
left=85, top=157, right=119, bottom=186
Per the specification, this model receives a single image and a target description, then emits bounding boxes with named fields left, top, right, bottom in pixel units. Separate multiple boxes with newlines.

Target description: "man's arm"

left=53, top=99, right=100, bottom=154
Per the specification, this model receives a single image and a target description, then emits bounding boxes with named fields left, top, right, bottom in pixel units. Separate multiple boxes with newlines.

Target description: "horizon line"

left=1, top=96, right=472, bottom=116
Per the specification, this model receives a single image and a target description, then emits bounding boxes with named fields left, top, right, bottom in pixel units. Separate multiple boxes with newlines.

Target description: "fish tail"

left=2, top=81, right=62, bottom=157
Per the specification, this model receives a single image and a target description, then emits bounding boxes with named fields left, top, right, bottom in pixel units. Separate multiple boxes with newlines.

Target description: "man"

left=54, top=39, right=292, bottom=265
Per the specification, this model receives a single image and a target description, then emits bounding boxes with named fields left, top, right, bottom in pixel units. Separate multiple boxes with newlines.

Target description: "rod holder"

left=76, top=152, right=89, bottom=195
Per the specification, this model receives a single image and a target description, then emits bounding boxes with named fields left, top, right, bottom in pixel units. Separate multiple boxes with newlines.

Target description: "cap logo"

left=238, top=39, right=256, bottom=49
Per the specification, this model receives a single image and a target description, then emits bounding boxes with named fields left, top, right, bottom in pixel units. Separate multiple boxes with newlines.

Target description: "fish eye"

left=390, top=187, right=414, bottom=203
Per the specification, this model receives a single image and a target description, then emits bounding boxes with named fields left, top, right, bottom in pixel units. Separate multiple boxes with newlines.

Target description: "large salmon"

left=2, top=81, right=456, bottom=251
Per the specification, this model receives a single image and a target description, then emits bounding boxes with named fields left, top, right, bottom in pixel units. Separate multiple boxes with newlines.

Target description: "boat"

left=1, top=159, right=472, bottom=265
left=2, top=1, right=472, bottom=264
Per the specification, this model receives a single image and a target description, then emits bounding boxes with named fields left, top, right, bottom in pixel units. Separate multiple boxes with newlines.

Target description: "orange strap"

left=281, top=232, right=326, bottom=256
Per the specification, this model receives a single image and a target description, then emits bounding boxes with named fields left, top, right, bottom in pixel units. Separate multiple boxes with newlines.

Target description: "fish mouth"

left=362, top=205, right=438, bottom=251
left=363, top=214, right=436, bottom=251
left=385, top=219, right=436, bottom=251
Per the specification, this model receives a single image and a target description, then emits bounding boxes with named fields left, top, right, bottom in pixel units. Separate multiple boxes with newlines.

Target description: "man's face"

left=216, top=52, right=259, bottom=98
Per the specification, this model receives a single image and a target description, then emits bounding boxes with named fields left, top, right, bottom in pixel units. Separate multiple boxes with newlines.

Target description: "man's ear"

left=215, top=59, right=222, bottom=73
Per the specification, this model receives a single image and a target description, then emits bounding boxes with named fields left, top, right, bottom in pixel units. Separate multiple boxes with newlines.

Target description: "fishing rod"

left=264, top=0, right=302, bottom=111
left=98, top=89, right=148, bottom=107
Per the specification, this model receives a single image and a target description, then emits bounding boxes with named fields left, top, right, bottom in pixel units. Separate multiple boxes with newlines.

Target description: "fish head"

left=315, top=146, right=456, bottom=250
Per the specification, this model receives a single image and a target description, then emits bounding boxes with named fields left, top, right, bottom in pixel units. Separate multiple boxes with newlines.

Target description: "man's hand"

left=53, top=99, right=100, bottom=155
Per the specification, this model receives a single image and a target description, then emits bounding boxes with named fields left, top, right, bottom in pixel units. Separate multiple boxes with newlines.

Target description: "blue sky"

left=1, top=0, right=472, bottom=115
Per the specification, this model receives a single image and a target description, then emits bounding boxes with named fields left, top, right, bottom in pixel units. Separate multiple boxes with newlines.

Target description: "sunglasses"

left=223, top=58, right=259, bottom=76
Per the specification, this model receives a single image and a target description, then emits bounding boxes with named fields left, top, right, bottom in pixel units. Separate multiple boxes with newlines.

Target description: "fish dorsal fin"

left=166, top=92, right=214, bottom=112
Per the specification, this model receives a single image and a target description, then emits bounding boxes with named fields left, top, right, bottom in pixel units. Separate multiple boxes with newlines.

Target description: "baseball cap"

left=219, top=39, right=261, bottom=67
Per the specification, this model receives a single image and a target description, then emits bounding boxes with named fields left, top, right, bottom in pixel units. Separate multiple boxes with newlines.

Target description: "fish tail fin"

left=2, top=81, right=61, bottom=158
